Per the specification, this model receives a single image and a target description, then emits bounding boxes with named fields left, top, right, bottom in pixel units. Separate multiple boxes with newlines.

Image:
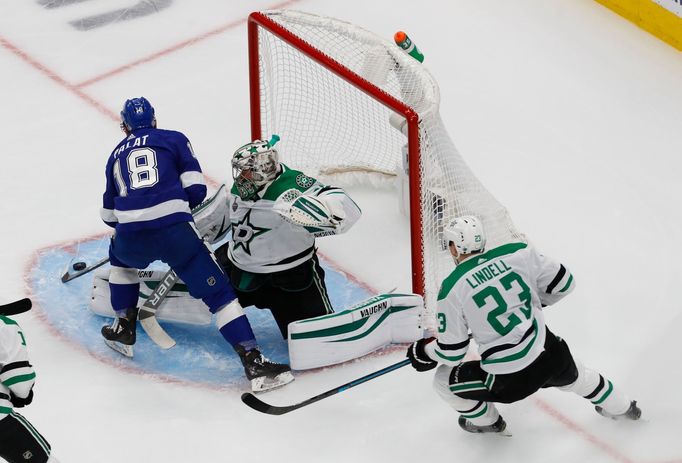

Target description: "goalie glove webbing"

left=274, top=191, right=339, bottom=229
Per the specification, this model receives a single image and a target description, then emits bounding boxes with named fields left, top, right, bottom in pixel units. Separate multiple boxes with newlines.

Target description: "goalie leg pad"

left=288, top=293, right=424, bottom=370
left=90, top=268, right=212, bottom=325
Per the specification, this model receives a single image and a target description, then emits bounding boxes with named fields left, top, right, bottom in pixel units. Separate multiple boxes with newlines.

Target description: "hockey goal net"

left=248, top=10, right=525, bottom=327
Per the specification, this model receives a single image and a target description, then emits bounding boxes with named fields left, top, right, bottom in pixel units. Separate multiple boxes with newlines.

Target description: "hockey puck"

left=72, top=262, right=87, bottom=271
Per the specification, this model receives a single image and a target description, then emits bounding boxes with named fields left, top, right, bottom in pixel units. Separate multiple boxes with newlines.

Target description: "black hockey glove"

left=10, top=389, right=33, bottom=408
left=406, top=337, right=438, bottom=372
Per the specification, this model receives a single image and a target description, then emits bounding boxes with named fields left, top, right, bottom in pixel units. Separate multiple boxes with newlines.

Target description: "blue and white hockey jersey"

left=100, top=128, right=207, bottom=232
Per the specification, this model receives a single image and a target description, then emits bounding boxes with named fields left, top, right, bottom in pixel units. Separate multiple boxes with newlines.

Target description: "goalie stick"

left=0, top=298, right=32, bottom=316
left=137, top=268, right=179, bottom=349
left=241, top=358, right=411, bottom=415
left=61, top=256, right=109, bottom=283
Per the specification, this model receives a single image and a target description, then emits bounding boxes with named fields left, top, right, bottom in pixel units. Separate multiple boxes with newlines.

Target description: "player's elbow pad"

left=8, top=379, right=35, bottom=400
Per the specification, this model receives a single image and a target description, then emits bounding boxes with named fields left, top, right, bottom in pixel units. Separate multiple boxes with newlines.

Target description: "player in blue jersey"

left=99, top=97, right=293, bottom=392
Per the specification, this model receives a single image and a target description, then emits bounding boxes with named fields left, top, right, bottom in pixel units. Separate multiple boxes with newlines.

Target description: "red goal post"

left=248, top=11, right=426, bottom=299
left=247, top=10, right=524, bottom=324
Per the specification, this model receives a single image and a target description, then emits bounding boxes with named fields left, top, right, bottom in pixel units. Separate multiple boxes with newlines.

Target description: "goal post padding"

left=248, top=10, right=525, bottom=326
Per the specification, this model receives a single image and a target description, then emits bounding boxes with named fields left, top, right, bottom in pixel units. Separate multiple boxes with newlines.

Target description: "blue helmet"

left=120, top=97, right=156, bottom=131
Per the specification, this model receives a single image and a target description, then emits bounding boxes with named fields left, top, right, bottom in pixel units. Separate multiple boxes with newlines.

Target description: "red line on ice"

left=75, top=0, right=303, bottom=89
left=6, top=2, right=652, bottom=461
left=532, top=397, right=637, bottom=463
left=0, top=35, right=119, bottom=121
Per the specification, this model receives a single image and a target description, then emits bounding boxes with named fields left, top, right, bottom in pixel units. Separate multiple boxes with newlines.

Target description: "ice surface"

left=1, top=1, right=681, bottom=462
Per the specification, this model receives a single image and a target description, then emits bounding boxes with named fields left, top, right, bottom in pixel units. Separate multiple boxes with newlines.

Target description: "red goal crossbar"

left=247, top=11, right=426, bottom=298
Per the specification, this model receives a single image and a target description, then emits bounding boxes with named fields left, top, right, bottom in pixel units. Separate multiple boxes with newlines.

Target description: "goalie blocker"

left=91, top=276, right=424, bottom=370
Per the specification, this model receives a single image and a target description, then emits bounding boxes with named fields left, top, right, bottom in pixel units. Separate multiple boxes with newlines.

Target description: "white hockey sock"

left=215, top=299, right=245, bottom=329
left=432, top=365, right=500, bottom=426
left=558, top=360, right=630, bottom=415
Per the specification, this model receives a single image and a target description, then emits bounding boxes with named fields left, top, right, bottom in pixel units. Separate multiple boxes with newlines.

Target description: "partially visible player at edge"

left=406, top=215, right=640, bottom=433
left=0, top=299, right=59, bottom=463
left=99, top=97, right=292, bottom=392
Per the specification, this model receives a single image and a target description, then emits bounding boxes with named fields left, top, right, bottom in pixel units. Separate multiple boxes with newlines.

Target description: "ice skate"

left=458, top=415, right=509, bottom=435
left=595, top=400, right=641, bottom=421
left=101, top=307, right=138, bottom=357
left=237, top=346, right=294, bottom=393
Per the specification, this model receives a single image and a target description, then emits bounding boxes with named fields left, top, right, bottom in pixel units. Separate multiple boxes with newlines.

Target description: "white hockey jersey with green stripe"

left=227, top=164, right=361, bottom=273
left=0, top=315, right=36, bottom=418
left=426, top=242, right=575, bottom=375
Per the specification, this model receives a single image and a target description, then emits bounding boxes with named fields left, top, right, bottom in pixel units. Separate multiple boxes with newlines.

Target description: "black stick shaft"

left=61, top=257, right=110, bottom=283
left=0, top=298, right=32, bottom=316
left=241, top=358, right=411, bottom=415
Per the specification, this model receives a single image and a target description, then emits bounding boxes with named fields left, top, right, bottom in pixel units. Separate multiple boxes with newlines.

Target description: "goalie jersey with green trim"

left=0, top=315, right=36, bottom=417
left=427, top=242, right=575, bottom=375
left=227, top=164, right=361, bottom=273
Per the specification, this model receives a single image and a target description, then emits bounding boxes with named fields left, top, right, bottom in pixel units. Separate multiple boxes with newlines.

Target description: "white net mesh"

left=253, top=10, right=525, bottom=324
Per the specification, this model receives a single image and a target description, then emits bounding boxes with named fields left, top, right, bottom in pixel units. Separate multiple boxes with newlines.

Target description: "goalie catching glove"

left=273, top=190, right=345, bottom=231
left=406, top=337, right=437, bottom=372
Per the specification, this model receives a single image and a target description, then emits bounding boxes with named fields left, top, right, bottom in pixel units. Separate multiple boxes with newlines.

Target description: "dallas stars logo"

left=231, top=210, right=270, bottom=255
left=296, top=174, right=314, bottom=188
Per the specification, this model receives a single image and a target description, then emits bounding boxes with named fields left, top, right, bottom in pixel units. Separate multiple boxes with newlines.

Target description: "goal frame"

left=247, top=11, right=427, bottom=298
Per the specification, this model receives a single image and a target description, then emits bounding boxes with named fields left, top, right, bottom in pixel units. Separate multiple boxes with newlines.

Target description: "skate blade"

left=596, top=404, right=641, bottom=421
left=251, top=371, right=295, bottom=393
left=498, top=429, right=513, bottom=437
left=104, top=339, right=134, bottom=358
left=466, top=428, right=512, bottom=437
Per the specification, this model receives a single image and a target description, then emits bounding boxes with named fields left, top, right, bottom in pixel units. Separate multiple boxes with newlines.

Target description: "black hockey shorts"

left=449, top=327, right=579, bottom=404
left=0, top=411, right=51, bottom=463
left=215, top=245, right=334, bottom=337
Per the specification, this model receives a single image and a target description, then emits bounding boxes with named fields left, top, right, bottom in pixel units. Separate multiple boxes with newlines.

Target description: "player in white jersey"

left=0, top=300, right=58, bottom=463
left=214, top=136, right=362, bottom=338
left=406, top=216, right=641, bottom=434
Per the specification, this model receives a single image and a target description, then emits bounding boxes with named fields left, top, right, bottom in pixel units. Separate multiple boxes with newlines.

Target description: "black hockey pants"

left=216, top=245, right=334, bottom=338
left=0, top=411, right=51, bottom=463
left=450, top=327, right=579, bottom=404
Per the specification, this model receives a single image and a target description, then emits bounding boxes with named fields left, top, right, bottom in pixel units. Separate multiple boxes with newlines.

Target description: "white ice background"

left=1, top=1, right=681, bottom=462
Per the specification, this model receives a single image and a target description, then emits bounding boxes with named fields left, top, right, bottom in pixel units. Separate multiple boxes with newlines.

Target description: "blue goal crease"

left=30, top=237, right=372, bottom=388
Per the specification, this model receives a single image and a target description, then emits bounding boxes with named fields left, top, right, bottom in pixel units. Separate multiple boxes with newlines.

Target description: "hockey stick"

left=61, top=256, right=109, bottom=283
left=138, top=268, right=179, bottom=349
left=0, top=298, right=32, bottom=316
left=63, top=187, right=227, bottom=285
left=241, top=358, right=411, bottom=415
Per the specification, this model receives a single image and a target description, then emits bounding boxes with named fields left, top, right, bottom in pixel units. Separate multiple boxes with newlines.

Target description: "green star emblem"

left=231, top=210, right=270, bottom=255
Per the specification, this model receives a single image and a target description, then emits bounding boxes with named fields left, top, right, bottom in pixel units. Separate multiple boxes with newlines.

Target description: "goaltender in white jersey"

left=192, top=135, right=424, bottom=370
left=226, top=161, right=360, bottom=274
left=406, top=216, right=641, bottom=434
left=212, top=135, right=363, bottom=339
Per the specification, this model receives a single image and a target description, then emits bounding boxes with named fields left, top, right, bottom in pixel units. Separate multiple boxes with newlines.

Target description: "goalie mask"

left=232, top=135, right=281, bottom=200
left=443, top=215, right=486, bottom=256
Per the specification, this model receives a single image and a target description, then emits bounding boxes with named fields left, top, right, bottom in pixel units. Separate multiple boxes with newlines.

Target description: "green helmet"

left=232, top=135, right=280, bottom=199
